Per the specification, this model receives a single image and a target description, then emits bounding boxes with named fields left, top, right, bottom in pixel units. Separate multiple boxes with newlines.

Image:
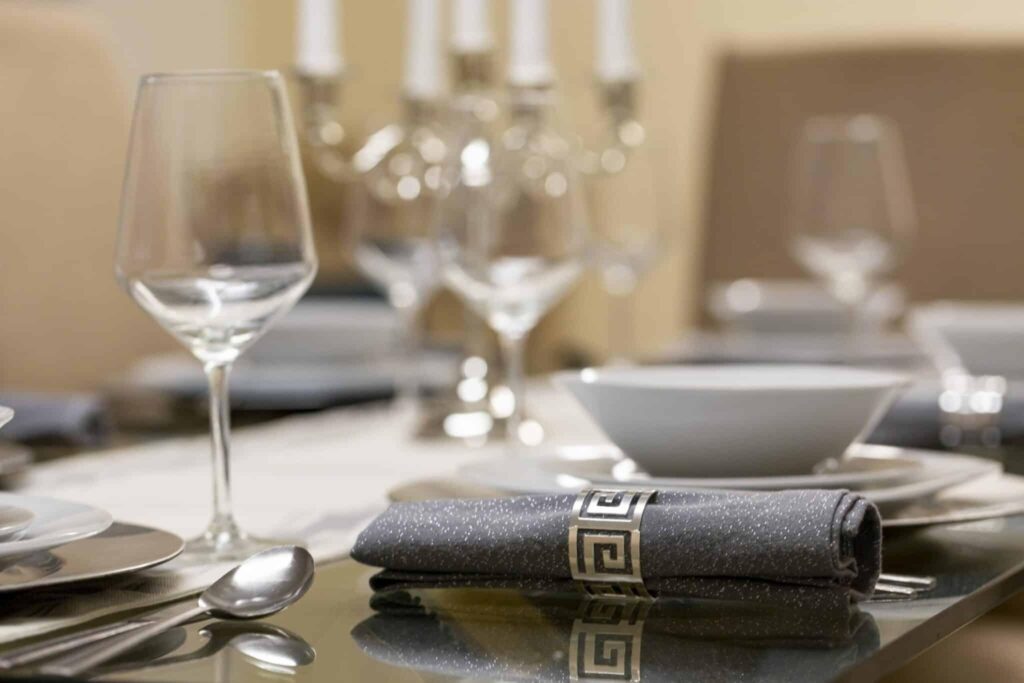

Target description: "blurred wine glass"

left=116, top=71, right=317, bottom=559
left=581, top=81, right=660, bottom=362
left=350, top=100, right=446, bottom=413
left=434, top=86, right=588, bottom=446
left=787, top=114, right=915, bottom=341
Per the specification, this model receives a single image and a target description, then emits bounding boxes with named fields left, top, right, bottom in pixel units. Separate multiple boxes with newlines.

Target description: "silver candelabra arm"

left=294, top=70, right=352, bottom=183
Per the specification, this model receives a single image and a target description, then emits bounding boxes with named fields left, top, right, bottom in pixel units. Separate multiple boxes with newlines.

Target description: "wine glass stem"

left=608, top=288, right=635, bottom=364
left=395, top=302, right=422, bottom=412
left=500, top=333, right=527, bottom=444
left=203, top=361, right=240, bottom=542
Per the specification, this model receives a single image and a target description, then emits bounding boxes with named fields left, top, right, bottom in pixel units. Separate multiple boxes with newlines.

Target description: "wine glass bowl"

left=116, top=70, right=317, bottom=559
left=787, top=114, right=915, bottom=321
left=580, top=80, right=662, bottom=361
left=350, top=105, right=447, bottom=411
left=435, top=87, right=588, bottom=444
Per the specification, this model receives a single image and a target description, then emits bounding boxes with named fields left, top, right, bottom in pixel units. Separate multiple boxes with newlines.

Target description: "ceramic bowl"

left=908, top=302, right=1024, bottom=377
left=555, top=364, right=909, bottom=477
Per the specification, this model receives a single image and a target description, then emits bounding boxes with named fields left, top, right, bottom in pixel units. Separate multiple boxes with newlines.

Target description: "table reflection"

left=352, top=587, right=879, bottom=682
left=84, top=622, right=314, bottom=680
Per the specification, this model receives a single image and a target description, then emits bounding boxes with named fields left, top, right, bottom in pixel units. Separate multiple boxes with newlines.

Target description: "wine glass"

left=116, top=71, right=317, bottom=559
left=349, top=101, right=446, bottom=414
left=583, top=123, right=661, bottom=363
left=787, top=114, right=915, bottom=342
left=434, top=86, right=588, bottom=446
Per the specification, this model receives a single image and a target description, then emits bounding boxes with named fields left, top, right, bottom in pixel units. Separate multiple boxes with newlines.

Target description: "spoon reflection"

left=91, top=622, right=315, bottom=677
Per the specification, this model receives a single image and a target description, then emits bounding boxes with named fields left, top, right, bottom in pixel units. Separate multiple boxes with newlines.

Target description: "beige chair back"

left=700, top=45, right=1024, bottom=317
left=0, top=3, right=172, bottom=391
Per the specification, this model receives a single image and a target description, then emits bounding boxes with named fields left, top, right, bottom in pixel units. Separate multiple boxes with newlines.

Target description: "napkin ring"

left=569, top=489, right=655, bottom=599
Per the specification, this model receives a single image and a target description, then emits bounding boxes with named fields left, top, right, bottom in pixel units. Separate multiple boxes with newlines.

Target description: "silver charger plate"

left=0, top=522, right=184, bottom=593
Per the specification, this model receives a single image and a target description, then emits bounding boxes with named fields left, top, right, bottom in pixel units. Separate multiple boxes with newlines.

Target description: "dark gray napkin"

left=352, top=489, right=882, bottom=600
left=0, top=392, right=109, bottom=446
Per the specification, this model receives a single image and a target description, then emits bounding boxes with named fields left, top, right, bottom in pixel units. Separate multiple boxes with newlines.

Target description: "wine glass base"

left=182, top=529, right=299, bottom=563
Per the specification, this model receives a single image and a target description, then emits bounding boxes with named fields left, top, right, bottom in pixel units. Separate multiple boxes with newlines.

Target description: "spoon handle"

left=39, top=603, right=207, bottom=677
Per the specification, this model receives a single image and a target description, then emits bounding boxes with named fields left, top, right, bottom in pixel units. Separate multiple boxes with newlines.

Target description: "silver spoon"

left=39, top=545, right=315, bottom=677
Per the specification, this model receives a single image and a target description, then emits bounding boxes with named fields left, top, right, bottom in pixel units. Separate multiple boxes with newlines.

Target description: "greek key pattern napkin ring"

left=569, top=489, right=655, bottom=599
left=569, top=598, right=649, bottom=682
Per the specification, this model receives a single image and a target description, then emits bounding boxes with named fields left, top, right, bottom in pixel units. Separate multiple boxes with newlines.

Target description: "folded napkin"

left=0, top=393, right=109, bottom=446
left=352, top=489, right=882, bottom=600
left=353, top=589, right=880, bottom=683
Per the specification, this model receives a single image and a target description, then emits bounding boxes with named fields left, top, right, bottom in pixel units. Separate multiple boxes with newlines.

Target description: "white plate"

left=882, top=474, right=1024, bottom=528
left=0, top=493, right=112, bottom=559
left=0, top=505, right=33, bottom=541
left=459, top=444, right=1000, bottom=514
left=0, top=406, right=12, bottom=430
left=596, top=443, right=924, bottom=491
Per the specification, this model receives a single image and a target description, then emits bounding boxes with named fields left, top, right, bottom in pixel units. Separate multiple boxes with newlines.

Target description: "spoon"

left=39, top=545, right=315, bottom=677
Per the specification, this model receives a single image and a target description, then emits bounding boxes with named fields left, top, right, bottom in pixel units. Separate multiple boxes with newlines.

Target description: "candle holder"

left=293, top=69, right=352, bottom=182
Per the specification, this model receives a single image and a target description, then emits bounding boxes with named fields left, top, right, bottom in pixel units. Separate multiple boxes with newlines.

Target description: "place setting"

left=445, top=365, right=1016, bottom=534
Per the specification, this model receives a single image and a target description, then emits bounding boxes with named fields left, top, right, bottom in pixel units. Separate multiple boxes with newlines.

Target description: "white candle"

left=295, top=0, right=343, bottom=76
left=404, top=0, right=444, bottom=99
left=508, top=0, right=554, bottom=86
left=596, top=0, right=639, bottom=82
left=451, top=0, right=493, bottom=53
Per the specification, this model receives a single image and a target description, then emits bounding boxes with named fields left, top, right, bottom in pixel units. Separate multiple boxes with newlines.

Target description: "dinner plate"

left=594, top=443, right=924, bottom=491
left=0, top=506, right=33, bottom=542
left=882, top=474, right=1024, bottom=528
left=0, top=493, right=112, bottom=559
left=459, top=444, right=1000, bottom=513
left=0, top=522, right=184, bottom=592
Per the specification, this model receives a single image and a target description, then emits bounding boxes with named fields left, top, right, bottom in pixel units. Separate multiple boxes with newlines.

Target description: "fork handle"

left=39, top=603, right=207, bottom=677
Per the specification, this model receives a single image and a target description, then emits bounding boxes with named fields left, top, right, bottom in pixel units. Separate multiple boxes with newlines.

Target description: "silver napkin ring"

left=569, top=489, right=655, bottom=599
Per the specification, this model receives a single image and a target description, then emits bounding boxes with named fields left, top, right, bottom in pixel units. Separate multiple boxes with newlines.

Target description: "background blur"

left=6, top=0, right=1024, bottom=391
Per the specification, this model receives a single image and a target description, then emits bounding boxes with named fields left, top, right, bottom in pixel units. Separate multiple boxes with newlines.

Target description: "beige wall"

left=7, top=0, right=1024, bottom=390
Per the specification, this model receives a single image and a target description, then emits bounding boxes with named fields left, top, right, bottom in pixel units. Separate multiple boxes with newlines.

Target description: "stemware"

left=787, top=114, right=915, bottom=342
left=116, top=71, right=317, bottom=559
left=349, top=101, right=446, bottom=415
left=581, top=81, right=660, bottom=362
left=434, top=85, right=588, bottom=446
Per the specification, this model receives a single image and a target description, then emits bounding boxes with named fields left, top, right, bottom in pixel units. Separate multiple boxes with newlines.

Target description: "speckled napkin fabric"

left=352, top=489, right=883, bottom=600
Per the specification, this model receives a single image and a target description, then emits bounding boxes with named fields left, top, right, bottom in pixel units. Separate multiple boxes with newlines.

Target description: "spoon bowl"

left=200, top=545, right=316, bottom=619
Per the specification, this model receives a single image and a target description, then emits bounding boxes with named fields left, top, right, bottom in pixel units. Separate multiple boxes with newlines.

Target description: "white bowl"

left=555, top=365, right=909, bottom=478
left=908, top=302, right=1024, bottom=377
left=0, top=407, right=11, bottom=431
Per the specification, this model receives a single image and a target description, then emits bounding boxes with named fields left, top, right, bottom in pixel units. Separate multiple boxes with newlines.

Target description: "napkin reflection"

left=352, top=587, right=879, bottom=682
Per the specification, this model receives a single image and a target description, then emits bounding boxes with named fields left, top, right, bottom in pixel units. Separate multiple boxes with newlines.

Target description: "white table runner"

left=0, top=385, right=602, bottom=643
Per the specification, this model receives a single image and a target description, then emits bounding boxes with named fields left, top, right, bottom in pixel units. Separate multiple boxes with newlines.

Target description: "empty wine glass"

left=434, top=86, right=588, bottom=446
left=788, top=114, right=915, bottom=342
left=581, top=90, right=661, bottom=362
left=116, top=71, right=317, bottom=559
left=349, top=101, right=446, bottom=414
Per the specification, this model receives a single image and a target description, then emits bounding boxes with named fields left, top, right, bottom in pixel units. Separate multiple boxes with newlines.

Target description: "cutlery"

left=0, top=602, right=204, bottom=670
left=39, top=545, right=315, bottom=677
left=874, top=572, right=937, bottom=598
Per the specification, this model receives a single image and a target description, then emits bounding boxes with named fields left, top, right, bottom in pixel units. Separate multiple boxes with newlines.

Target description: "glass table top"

left=2, top=511, right=1022, bottom=682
